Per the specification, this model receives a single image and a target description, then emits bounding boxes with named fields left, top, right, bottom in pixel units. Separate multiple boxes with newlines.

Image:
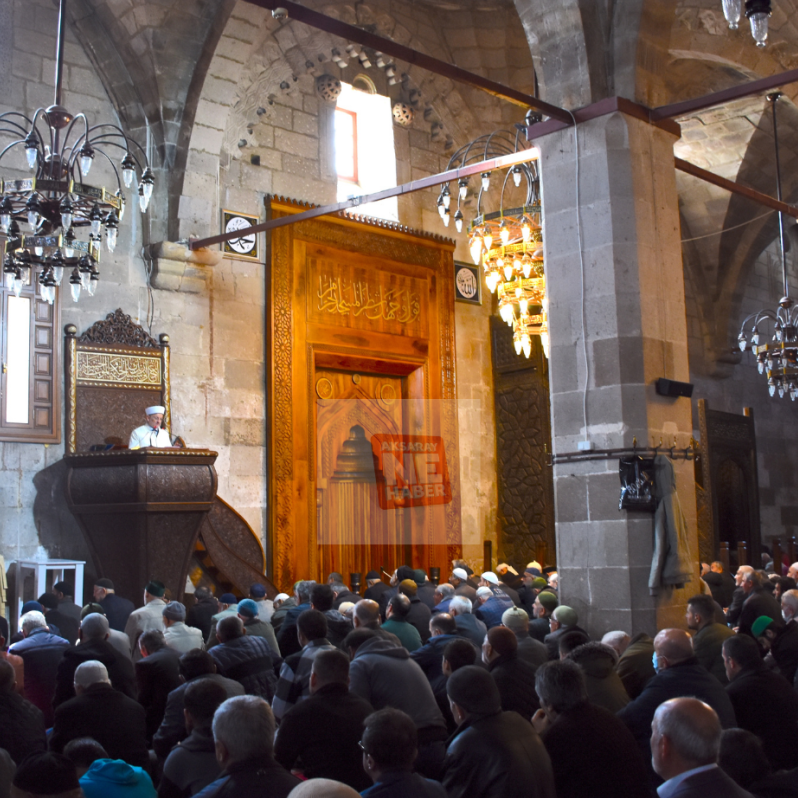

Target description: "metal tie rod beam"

left=245, top=0, right=572, bottom=124
left=190, top=146, right=540, bottom=250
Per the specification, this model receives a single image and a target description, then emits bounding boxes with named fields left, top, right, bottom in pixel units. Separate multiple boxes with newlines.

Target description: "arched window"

left=334, top=78, right=398, bottom=222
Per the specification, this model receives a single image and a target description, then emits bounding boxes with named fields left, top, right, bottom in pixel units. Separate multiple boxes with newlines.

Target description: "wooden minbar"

left=64, top=448, right=218, bottom=603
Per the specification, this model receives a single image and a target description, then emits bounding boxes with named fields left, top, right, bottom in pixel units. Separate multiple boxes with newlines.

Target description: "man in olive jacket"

left=687, top=594, right=734, bottom=684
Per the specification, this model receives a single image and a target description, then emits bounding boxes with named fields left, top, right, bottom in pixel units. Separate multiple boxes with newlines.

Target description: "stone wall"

left=0, top=0, right=508, bottom=590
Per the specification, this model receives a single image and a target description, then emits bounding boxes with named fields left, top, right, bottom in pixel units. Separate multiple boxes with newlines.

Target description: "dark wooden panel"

left=34, top=352, right=50, bottom=375
left=491, top=317, right=555, bottom=567
left=34, top=406, right=49, bottom=428
left=35, top=325, right=52, bottom=348
left=34, top=379, right=50, bottom=402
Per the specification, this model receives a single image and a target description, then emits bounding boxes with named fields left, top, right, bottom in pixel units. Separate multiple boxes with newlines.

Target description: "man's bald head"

left=287, top=778, right=360, bottom=798
left=654, top=629, right=694, bottom=667
left=652, top=697, right=721, bottom=778
left=353, top=599, right=380, bottom=629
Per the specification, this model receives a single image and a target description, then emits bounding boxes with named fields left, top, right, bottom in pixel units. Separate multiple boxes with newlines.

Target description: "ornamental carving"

left=491, top=317, right=555, bottom=566
left=76, top=351, right=161, bottom=385
left=78, top=308, right=159, bottom=348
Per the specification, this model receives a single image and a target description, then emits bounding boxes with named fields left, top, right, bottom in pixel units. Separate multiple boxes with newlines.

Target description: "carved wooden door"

left=315, top=368, right=409, bottom=580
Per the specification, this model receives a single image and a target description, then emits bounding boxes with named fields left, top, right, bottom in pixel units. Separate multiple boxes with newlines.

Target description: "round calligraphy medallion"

left=315, top=377, right=333, bottom=400
left=352, top=374, right=362, bottom=385
left=379, top=383, right=397, bottom=406
left=456, top=266, right=478, bottom=299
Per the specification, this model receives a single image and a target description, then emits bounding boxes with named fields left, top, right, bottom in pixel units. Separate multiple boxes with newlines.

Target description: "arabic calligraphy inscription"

left=77, top=351, right=161, bottom=385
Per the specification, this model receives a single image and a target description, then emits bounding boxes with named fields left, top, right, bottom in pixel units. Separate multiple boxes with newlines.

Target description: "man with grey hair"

left=736, top=569, right=781, bottom=638
left=502, top=606, right=547, bottom=670
left=443, top=595, right=481, bottom=647
left=531, top=660, right=650, bottom=798
left=601, top=631, right=631, bottom=659
left=195, top=695, right=300, bottom=797
left=726, top=565, right=754, bottom=626
left=432, top=583, right=455, bottom=614
left=651, top=697, right=753, bottom=797
left=9, top=610, right=69, bottom=725
left=277, top=580, right=316, bottom=658
left=50, top=660, right=149, bottom=768
left=53, top=612, right=135, bottom=708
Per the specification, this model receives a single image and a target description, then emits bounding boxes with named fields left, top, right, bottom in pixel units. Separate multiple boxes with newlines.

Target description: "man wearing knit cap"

left=399, top=578, right=432, bottom=643
left=124, top=580, right=167, bottom=661
left=443, top=665, right=556, bottom=798
left=449, top=568, right=477, bottom=603
left=237, top=598, right=280, bottom=656
left=129, top=404, right=173, bottom=449
left=531, top=590, right=558, bottom=642
left=163, top=600, right=204, bottom=654
left=206, top=593, right=240, bottom=649
left=544, top=606, right=588, bottom=660
left=92, top=578, right=134, bottom=632
left=12, top=752, right=82, bottom=798
left=248, top=582, right=274, bottom=623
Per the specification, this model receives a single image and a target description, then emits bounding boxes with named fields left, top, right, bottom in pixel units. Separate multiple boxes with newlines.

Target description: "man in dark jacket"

left=543, top=606, right=588, bottom=660
left=483, top=626, right=539, bottom=719
left=415, top=570, right=438, bottom=610
left=617, top=629, right=736, bottom=768
left=364, top=571, right=390, bottom=604
left=92, top=578, right=135, bottom=632
left=9, top=610, right=69, bottom=725
left=53, top=613, right=136, bottom=709
left=49, top=660, right=149, bottom=768
left=737, top=571, right=782, bottom=637
left=276, top=580, right=314, bottom=658
left=209, top=615, right=277, bottom=700
left=615, top=631, right=656, bottom=699
left=723, top=633, right=798, bottom=771
left=309, top=583, right=353, bottom=648
left=0, top=659, right=46, bottom=766
left=651, top=697, right=753, bottom=798
left=448, top=596, right=487, bottom=647
left=274, top=649, right=373, bottom=790
left=501, top=607, right=548, bottom=670
left=153, top=648, right=245, bottom=759
left=399, top=579, right=432, bottom=643
left=762, top=607, right=798, bottom=684
left=135, top=628, right=182, bottom=741
left=410, top=614, right=467, bottom=695
left=159, top=678, right=227, bottom=798
left=193, top=695, right=299, bottom=798
left=37, top=593, right=79, bottom=646
left=532, top=660, right=651, bottom=798
left=186, top=587, right=218, bottom=641
left=474, top=574, right=514, bottom=630
left=346, top=628, right=447, bottom=779
left=704, top=561, right=736, bottom=608
left=442, top=665, right=556, bottom=798
left=687, top=593, right=734, bottom=684
left=530, top=591, right=557, bottom=642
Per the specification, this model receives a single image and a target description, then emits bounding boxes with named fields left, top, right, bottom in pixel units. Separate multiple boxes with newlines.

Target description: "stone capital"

left=147, top=241, right=222, bottom=293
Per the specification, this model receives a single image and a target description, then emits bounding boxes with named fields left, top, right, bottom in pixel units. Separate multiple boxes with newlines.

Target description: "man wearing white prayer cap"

left=128, top=404, right=173, bottom=448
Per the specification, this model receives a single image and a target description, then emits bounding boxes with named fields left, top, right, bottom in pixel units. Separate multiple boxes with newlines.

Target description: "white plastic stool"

left=13, top=559, right=85, bottom=633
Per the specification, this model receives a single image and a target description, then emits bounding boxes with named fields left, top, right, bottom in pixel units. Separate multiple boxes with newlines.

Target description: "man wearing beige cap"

left=129, top=405, right=174, bottom=449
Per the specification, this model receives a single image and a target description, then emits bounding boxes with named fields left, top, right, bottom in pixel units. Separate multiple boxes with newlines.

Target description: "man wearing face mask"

left=616, top=628, right=736, bottom=774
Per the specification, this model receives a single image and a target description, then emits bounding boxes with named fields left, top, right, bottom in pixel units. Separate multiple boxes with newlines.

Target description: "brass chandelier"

left=0, top=0, right=153, bottom=304
left=436, top=128, right=548, bottom=359
left=737, top=93, right=797, bottom=399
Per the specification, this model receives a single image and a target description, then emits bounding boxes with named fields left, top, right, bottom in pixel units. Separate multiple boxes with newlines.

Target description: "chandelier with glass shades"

left=436, top=128, right=548, bottom=359
left=737, top=93, right=798, bottom=399
left=0, top=0, right=153, bottom=304
left=721, top=0, right=772, bottom=47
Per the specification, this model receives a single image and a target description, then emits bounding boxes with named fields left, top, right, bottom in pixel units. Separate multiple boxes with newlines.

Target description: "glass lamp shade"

left=723, top=0, right=743, bottom=29
left=749, top=11, right=769, bottom=46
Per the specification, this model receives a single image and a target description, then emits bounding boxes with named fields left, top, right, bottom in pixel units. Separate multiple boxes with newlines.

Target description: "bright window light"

left=5, top=295, right=30, bottom=424
left=334, top=81, right=398, bottom=222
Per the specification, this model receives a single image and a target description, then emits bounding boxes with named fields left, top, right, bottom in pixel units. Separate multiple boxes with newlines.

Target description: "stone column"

left=540, top=112, right=699, bottom=636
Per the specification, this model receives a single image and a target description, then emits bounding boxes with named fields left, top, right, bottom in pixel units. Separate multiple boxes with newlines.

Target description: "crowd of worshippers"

left=1, top=558, right=798, bottom=798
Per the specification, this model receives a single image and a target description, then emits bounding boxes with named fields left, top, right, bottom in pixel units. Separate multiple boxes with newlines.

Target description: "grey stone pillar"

left=540, top=112, right=700, bottom=637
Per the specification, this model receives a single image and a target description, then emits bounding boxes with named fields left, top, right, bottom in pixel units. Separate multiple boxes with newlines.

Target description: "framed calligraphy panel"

left=307, top=256, right=428, bottom=337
